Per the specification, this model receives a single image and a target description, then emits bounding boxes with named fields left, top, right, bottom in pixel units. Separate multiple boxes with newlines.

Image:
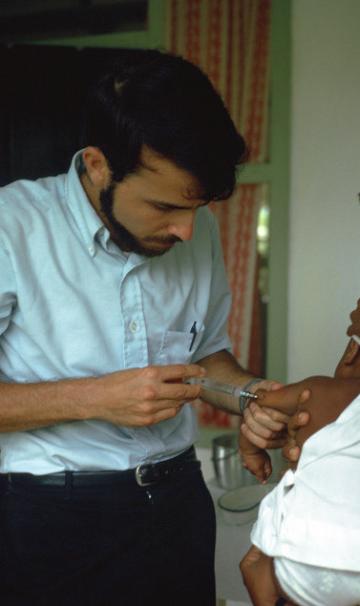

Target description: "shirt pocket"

left=159, top=326, right=205, bottom=365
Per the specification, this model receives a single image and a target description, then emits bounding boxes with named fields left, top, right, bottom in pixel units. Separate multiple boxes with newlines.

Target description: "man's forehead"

left=137, top=146, right=205, bottom=202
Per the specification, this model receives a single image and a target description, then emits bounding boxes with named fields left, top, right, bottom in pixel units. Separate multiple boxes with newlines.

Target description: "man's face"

left=99, top=147, right=208, bottom=257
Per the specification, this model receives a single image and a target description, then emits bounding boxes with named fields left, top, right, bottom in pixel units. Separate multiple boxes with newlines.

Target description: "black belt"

left=1, top=447, right=199, bottom=488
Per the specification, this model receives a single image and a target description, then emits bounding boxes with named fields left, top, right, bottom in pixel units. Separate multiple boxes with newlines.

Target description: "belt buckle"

left=135, top=464, right=155, bottom=487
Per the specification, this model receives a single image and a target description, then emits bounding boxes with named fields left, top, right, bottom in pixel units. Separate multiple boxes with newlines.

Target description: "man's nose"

left=168, top=211, right=195, bottom=241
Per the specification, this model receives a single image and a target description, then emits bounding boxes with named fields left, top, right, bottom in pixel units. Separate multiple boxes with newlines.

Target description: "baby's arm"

left=292, top=376, right=360, bottom=447
left=257, top=376, right=360, bottom=448
left=240, top=376, right=360, bottom=480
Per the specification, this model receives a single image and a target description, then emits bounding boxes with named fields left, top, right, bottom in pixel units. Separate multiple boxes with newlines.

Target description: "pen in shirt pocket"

left=189, top=321, right=197, bottom=351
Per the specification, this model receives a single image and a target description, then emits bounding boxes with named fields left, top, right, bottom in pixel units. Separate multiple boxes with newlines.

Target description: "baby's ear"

left=342, top=338, right=360, bottom=365
left=335, top=338, right=360, bottom=379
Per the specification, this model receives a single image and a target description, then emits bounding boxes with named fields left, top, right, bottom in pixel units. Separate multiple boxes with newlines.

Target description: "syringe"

left=186, top=377, right=258, bottom=401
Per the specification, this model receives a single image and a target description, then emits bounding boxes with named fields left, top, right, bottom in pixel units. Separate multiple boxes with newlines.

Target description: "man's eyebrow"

left=145, top=198, right=209, bottom=210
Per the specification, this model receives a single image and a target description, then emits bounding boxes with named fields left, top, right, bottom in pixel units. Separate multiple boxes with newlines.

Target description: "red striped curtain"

left=166, top=0, right=271, bottom=428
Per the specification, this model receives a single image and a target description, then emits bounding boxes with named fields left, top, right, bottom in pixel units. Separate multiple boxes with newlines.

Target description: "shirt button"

left=129, top=320, right=138, bottom=333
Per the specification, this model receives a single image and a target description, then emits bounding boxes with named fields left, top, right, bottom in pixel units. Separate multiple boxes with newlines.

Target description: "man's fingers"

left=240, top=423, right=287, bottom=449
left=136, top=365, right=207, bottom=403
left=143, top=363, right=206, bottom=383
left=157, top=381, right=202, bottom=402
left=140, top=393, right=193, bottom=415
left=244, top=403, right=286, bottom=435
left=243, top=407, right=275, bottom=439
left=145, top=405, right=184, bottom=425
left=163, top=364, right=206, bottom=380
left=254, top=404, right=289, bottom=426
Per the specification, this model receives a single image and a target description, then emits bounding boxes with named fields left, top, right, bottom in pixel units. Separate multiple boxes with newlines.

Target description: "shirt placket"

left=120, top=262, right=148, bottom=370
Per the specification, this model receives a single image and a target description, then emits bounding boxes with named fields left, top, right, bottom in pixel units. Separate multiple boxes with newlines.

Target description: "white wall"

left=288, top=0, right=360, bottom=381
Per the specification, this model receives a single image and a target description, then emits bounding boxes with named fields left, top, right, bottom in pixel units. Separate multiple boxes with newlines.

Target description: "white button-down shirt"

left=0, top=152, right=232, bottom=473
left=251, top=395, right=360, bottom=604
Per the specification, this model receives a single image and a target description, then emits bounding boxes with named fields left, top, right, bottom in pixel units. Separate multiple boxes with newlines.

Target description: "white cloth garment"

left=251, top=395, right=360, bottom=606
left=274, top=558, right=360, bottom=606
left=0, top=151, right=232, bottom=474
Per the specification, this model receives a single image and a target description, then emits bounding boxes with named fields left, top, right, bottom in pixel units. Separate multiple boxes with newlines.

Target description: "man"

left=0, top=50, right=282, bottom=605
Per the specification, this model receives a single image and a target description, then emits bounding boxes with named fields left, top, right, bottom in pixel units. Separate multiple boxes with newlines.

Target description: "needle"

left=186, top=377, right=258, bottom=400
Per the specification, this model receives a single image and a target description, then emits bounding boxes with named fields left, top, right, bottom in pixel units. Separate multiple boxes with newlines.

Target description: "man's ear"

left=81, top=147, right=111, bottom=189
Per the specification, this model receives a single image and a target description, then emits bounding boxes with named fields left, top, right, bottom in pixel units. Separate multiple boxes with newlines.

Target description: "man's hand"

left=240, top=390, right=311, bottom=475
left=89, top=363, right=205, bottom=427
left=240, top=379, right=288, bottom=450
left=241, top=403, right=289, bottom=450
left=240, top=546, right=295, bottom=606
left=241, top=382, right=310, bottom=448
left=240, top=379, right=289, bottom=450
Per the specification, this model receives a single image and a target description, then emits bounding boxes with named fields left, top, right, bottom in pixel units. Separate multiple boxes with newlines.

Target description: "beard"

left=99, top=183, right=181, bottom=258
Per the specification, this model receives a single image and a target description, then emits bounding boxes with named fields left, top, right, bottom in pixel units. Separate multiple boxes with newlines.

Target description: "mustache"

left=144, top=235, right=182, bottom=245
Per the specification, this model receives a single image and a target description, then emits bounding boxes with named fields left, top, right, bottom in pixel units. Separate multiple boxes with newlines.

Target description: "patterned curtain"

left=166, top=0, right=271, bottom=427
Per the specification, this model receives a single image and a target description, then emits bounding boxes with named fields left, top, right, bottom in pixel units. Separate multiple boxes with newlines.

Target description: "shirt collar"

left=65, top=150, right=105, bottom=257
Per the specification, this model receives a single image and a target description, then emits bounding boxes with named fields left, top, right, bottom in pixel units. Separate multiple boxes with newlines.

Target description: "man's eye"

left=155, top=204, right=173, bottom=212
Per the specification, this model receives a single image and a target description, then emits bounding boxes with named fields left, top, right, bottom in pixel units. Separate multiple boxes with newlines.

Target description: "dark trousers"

left=0, top=464, right=216, bottom=605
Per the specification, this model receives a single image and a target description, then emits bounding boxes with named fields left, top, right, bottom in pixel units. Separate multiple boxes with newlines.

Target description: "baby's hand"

left=239, top=434, right=272, bottom=483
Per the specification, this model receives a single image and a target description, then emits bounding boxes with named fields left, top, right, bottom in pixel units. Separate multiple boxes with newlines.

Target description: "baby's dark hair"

left=81, top=49, right=247, bottom=200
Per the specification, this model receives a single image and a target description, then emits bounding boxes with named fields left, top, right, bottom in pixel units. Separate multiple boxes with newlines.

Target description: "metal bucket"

left=211, top=432, right=258, bottom=490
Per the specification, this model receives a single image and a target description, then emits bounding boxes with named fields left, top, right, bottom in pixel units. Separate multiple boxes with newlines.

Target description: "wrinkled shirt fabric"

left=0, top=152, right=232, bottom=473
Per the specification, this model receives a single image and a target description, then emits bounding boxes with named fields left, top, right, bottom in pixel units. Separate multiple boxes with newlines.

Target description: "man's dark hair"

left=81, top=49, right=247, bottom=200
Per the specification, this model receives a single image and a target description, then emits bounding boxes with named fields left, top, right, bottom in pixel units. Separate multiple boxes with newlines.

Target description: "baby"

left=239, top=335, right=360, bottom=606
left=239, top=336, right=360, bottom=482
